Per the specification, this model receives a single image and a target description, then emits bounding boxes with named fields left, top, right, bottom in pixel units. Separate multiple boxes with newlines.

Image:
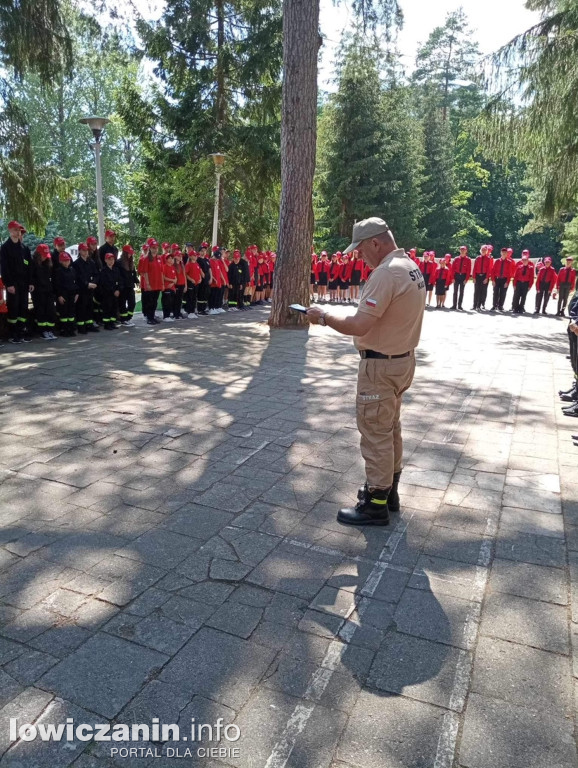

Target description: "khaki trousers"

left=356, top=353, right=416, bottom=489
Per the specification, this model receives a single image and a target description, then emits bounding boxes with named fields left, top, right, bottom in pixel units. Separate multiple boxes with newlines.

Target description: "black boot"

left=560, top=389, right=578, bottom=402
left=563, top=403, right=578, bottom=417
left=387, top=471, right=402, bottom=512
left=559, top=384, right=577, bottom=396
left=338, top=487, right=390, bottom=526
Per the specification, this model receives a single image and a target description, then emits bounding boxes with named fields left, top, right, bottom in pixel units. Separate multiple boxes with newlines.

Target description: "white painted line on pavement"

left=433, top=513, right=497, bottom=768
left=263, top=515, right=413, bottom=768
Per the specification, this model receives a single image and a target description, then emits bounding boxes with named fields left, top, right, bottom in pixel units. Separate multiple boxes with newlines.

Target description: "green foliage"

left=562, top=216, right=578, bottom=259
left=478, top=0, right=578, bottom=218
left=418, top=104, right=458, bottom=252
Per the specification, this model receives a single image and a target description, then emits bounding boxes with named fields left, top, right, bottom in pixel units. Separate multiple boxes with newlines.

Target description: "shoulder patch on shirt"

left=365, top=298, right=377, bottom=307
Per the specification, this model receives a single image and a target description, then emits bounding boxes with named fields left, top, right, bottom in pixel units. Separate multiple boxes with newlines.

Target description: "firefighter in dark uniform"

left=228, top=249, right=250, bottom=310
left=197, top=243, right=211, bottom=316
left=52, top=252, right=79, bottom=336
left=98, top=229, right=119, bottom=264
left=98, top=252, right=121, bottom=329
left=51, top=236, right=67, bottom=270
left=72, top=243, right=99, bottom=334
left=0, top=220, right=33, bottom=344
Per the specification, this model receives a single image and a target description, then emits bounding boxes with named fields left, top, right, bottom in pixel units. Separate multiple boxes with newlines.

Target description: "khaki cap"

left=343, top=217, right=390, bottom=255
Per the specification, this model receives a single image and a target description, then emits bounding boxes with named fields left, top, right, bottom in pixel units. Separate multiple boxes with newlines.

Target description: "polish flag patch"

left=365, top=298, right=377, bottom=307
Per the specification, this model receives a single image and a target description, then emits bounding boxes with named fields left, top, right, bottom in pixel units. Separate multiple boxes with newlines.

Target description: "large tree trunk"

left=269, top=0, right=320, bottom=328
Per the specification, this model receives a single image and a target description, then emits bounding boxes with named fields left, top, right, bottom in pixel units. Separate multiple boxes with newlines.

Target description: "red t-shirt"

left=174, top=260, right=186, bottom=286
left=138, top=255, right=163, bottom=291
left=185, top=261, right=202, bottom=284
left=162, top=264, right=177, bottom=291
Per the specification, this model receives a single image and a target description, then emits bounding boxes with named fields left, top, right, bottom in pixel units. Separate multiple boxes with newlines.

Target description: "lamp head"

left=79, top=116, right=110, bottom=142
left=210, top=152, right=226, bottom=168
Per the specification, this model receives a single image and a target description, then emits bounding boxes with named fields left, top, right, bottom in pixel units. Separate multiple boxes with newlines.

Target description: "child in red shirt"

left=161, top=253, right=177, bottom=321
left=184, top=248, right=202, bottom=318
left=173, top=251, right=187, bottom=319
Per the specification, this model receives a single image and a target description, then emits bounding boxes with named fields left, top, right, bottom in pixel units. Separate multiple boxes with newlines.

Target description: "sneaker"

left=8, top=337, right=23, bottom=344
left=229, top=307, right=238, bottom=312
left=182, top=313, right=190, bottom=319
left=21, top=336, right=33, bottom=343
left=41, top=331, right=51, bottom=340
left=189, top=313, right=198, bottom=319
left=146, top=319, right=156, bottom=325
left=208, top=309, right=217, bottom=315
left=48, top=332, right=58, bottom=339
left=124, top=321, right=136, bottom=328
left=163, top=317, right=175, bottom=322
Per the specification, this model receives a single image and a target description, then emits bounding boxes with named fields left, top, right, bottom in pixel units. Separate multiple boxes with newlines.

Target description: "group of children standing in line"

left=310, top=244, right=576, bottom=317
left=0, top=221, right=277, bottom=343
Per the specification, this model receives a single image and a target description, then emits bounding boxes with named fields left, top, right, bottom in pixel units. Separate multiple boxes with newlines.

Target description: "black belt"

left=360, top=350, right=410, bottom=360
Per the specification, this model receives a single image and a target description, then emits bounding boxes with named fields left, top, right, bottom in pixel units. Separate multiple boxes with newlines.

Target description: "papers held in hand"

left=289, top=304, right=308, bottom=314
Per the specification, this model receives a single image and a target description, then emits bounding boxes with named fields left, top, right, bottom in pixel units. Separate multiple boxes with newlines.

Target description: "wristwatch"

left=319, top=313, right=328, bottom=326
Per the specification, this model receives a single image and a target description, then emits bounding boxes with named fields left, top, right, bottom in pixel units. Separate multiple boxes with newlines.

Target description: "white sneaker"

left=189, top=313, right=197, bottom=319
left=182, top=313, right=189, bottom=319
left=217, top=308, right=225, bottom=314
left=124, top=321, right=136, bottom=327
left=41, top=331, right=51, bottom=340
left=229, top=307, right=238, bottom=312
left=163, top=317, right=175, bottom=322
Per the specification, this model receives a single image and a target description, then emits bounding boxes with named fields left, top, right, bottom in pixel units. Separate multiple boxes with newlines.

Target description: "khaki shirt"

left=354, top=249, right=426, bottom=355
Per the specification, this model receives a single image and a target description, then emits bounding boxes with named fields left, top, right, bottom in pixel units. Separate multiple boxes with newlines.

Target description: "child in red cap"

left=99, top=252, right=121, bottom=329
left=53, top=251, right=79, bottom=335
left=161, top=252, right=177, bottom=320
left=31, top=244, right=58, bottom=339
left=117, top=245, right=138, bottom=326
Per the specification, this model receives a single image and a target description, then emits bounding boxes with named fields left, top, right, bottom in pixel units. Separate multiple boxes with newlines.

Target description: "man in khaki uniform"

left=307, top=218, right=426, bottom=525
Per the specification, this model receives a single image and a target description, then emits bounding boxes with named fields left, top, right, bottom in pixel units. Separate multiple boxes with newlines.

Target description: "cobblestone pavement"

left=0, top=287, right=576, bottom=768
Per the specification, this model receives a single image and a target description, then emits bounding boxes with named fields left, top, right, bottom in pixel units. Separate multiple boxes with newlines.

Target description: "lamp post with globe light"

left=210, top=153, right=226, bottom=248
left=79, top=116, right=110, bottom=245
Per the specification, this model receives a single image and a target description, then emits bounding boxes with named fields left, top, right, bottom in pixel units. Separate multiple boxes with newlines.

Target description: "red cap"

left=566, top=255, right=573, bottom=261
left=104, top=251, right=116, bottom=260
left=409, top=248, right=416, bottom=254
left=200, top=242, right=209, bottom=249
left=460, top=245, right=467, bottom=251
left=212, top=246, right=219, bottom=253
left=161, top=242, right=170, bottom=250
left=19, top=225, right=27, bottom=234
left=36, top=243, right=50, bottom=257
left=7, top=220, right=22, bottom=231
left=544, top=256, right=552, bottom=263
left=105, top=229, right=116, bottom=238
left=54, top=236, right=66, bottom=247
left=86, top=236, right=97, bottom=246
left=521, top=250, right=530, bottom=257
left=78, top=243, right=88, bottom=251
left=59, top=252, right=71, bottom=263
left=147, top=238, right=158, bottom=248
left=174, top=250, right=183, bottom=258
left=165, top=252, right=174, bottom=259
left=444, top=253, right=452, bottom=259
left=171, top=243, right=179, bottom=251
left=488, top=245, right=494, bottom=251
left=507, top=248, right=513, bottom=256
left=122, top=245, right=134, bottom=255
left=321, top=251, right=327, bottom=257
left=233, top=250, right=241, bottom=257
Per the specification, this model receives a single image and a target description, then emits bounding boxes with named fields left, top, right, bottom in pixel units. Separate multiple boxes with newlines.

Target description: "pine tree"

left=419, top=104, right=459, bottom=251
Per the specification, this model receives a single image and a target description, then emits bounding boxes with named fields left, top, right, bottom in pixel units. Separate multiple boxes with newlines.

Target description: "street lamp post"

left=79, top=116, right=110, bottom=245
left=210, top=153, right=226, bottom=248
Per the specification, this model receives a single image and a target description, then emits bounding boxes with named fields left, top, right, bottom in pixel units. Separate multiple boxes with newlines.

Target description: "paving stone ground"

left=0, top=284, right=576, bottom=768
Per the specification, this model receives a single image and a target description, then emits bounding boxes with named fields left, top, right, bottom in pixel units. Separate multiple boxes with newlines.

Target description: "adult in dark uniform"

left=0, top=221, right=33, bottom=343
left=307, top=217, right=425, bottom=526
left=196, top=243, right=211, bottom=316
left=98, top=229, right=119, bottom=264
left=228, top=249, right=250, bottom=310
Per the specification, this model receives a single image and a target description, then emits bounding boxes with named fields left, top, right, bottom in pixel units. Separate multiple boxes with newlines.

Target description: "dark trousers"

left=535, top=286, right=552, bottom=313
left=119, top=287, right=136, bottom=321
left=229, top=284, right=245, bottom=308
left=93, top=290, right=103, bottom=324
left=142, top=290, right=159, bottom=322
left=512, top=282, right=530, bottom=313
left=569, top=326, right=578, bottom=377
left=161, top=289, right=175, bottom=318
left=197, top=282, right=209, bottom=314
left=32, top=290, right=56, bottom=330
left=101, top=291, right=118, bottom=327
left=6, top=283, right=28, bottom=335
left=185, top=284, right=198, bottom=314
left=174, top=285, right=185, bottom=317
left=209, top=286, right=223, bottom=310
left=558, top=284, right=572, bottom=315
left=76, top=290, right=94, bottom=328
left=58, top=292, right=76, bottom=329
left=473, top=275, right=489, bottom=309
left=492, top=278, right=508, bottom=310
left=452, top=274, right=467, bottom=308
